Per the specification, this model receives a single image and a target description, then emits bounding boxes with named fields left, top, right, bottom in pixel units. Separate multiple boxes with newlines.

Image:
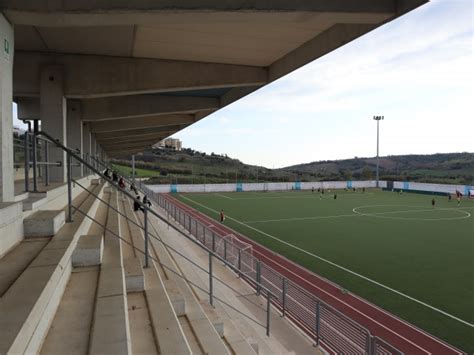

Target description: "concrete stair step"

left=72, top=234, right=103, bottom=267
left=0, top=201, right=25, bottom=258
left=131, top=203, right=230, bottom=355
left=0, top=183, right=104, bottom=354
left=13, top=191, right=29, bottom=202
left=143, top=267, right=192, bottom=355
left=124, top=257, right=144, bottom=293
left=89, top=190, right=132, bottom=355
left=0, top=238, right=50, bottom=297
left=23, top=210, right=65, bottom=238
left=40, top=185, right=110, bottom=355
left=22, top=193, right=47, bottom=211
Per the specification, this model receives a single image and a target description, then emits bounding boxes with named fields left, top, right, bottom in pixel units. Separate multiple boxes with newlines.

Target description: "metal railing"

left=151, top=192, right=404, bottom=355
left=32, top=130, right=277, bottom=337
left=33, top=130, right=403, bottom=354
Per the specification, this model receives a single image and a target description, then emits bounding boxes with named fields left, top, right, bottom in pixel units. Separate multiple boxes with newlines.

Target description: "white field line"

left=244, top=214, right=360, bottom=223
left=245, top=206, right=473, bottom=224
left=179, top=194, right=474, bottom=328
left=228, top=193, right=374, bottom=201
left=177, top=200, right=434, bottom=354
left=214, top=193, right=234, bottom=200
left=353, top=206, right=472, bottom=221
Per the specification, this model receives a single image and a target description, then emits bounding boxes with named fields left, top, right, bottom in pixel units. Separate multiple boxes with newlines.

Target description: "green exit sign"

left=4, top=38, right=10, bottom=60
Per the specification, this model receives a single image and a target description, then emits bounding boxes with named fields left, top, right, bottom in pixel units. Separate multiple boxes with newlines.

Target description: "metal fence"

left=153, top=193, right=403, bottom=355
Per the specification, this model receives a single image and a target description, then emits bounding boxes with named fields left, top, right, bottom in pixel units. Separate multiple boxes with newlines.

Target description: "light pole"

left=373, top=116, right=384, bottom=188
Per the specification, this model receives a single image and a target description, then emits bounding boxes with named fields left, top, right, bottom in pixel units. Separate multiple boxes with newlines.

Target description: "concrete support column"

left=66, top=100, right=83, bottom=177
left=0, top=14, right=14, bottom=202
left=40, top=66, right=67, bottom=182
left=91, top=134, right=97, bottom=170
left=82, top=122, right=91, bottom=175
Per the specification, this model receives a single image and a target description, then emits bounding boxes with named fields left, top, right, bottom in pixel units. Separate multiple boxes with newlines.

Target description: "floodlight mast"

left=373, top=116, right=384, bottom=188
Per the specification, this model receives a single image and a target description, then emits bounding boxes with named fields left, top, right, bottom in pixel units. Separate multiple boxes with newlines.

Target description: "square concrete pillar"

left=82, top=122, right=91, bottom=175
left=0, top=14, right=14, bottom=202
left=40, top=66, right=67, bottom=183
left=67, top=100, right=83, bottom=177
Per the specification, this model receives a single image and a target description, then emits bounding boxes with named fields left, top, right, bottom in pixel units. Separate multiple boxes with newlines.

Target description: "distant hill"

left=113, top=150, right=473, bottom=185
left=282, top=152, right=474, bottom=185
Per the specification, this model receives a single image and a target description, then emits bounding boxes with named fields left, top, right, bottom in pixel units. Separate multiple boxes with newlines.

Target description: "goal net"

left=214, top=234, right=254, bottom=274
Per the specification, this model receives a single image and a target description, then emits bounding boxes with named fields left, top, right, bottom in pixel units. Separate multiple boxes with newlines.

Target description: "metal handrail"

left=72, top=200, right=267, bottom=330
left=34, top=130, right=276, bottom=336
left=35, top=130, right=404, bottom=354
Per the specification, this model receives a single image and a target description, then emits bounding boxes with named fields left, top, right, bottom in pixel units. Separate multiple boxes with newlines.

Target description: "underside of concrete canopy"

left=3, top=0, right=428, bottom=157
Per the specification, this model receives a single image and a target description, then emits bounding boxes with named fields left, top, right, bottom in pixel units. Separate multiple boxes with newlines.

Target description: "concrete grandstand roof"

left=3, top=0, right=428, bottom=155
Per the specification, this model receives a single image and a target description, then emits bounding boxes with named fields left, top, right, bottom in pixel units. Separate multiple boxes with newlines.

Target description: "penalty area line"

left=179, top=194, right=474, bottom=328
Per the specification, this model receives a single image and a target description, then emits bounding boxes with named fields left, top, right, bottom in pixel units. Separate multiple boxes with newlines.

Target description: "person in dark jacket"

left=133, top=195, right=143, bottom=212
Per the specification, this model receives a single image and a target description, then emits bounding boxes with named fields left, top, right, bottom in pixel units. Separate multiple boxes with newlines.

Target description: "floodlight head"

left=373, top=115, right=384, bottom=121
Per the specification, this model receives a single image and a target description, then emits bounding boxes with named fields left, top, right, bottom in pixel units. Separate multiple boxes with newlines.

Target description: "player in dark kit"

left=431, top=198, right=435, bottom=208
left=219, top=210, right=225, bottom=223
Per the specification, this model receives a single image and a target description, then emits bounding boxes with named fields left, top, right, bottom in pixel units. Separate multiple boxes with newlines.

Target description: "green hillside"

left=112, top=149, right=473, bottom=185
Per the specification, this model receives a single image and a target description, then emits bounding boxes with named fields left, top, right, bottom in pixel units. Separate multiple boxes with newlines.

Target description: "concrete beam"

left=16, top=96, right=39, bottom=120
left=2, top=1, right=403, bottom=15
left=14, top=52, right=268, bottom=98
left=82, top=95, right=219, bottom=121
left=95, top=125, right=182, bottom=141
left=269, top=23, right=376, bottom=81
left=108, top=149, right=145, bottom=157
left=102, top=141, right=158, bottom=150
left=90, top=114, right=194, bottom=134
left=97, top=134, right=169, bottom=146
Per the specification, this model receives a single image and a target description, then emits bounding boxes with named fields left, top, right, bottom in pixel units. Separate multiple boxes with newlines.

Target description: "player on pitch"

left=219, top=210, right=225, bottom=223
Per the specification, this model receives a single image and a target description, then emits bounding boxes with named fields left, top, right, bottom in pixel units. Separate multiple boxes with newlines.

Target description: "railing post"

left=66, top=152, right=73, bottom=222
left=256, top=261, right=261, bottom=295
left=282, top=278, right=287, bottom=317
left=224, top=238, right=227, bottom=260
left=32, top=134, right=38, bottom=192
left=144, top=208, right=149, bottom=268
left=238, top=249, right=242, bottom=274
left=212, top=232, right=216, bottom=252
left=315, top=301, right=320, bottom=346
left=44, top=141, right=49, bottom=186
left=368, top=336, right=375, bottom=355
left=24, top=131, right=29, bottom=192
left=266, top=292, right=271, bottom=336
left=209, top=252, right=213, bottom=306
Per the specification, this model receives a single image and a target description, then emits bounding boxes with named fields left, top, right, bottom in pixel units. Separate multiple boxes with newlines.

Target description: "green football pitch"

left=174, top=189, right=474, bottom=352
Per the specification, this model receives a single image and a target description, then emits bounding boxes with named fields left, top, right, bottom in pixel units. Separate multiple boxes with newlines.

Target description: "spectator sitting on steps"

left=133, top=195, right=143, bottom=212
left=143, top=195, right=152, bottom=208
left=118, top=177, right=126, bottom=189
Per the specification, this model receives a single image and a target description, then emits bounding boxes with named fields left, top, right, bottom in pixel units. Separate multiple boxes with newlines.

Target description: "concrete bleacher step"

left=163, top=279, right=186, bottom=316
left=72, top=234, right=103, bottom=267
left=0, top=183, right=104, bottom=354
left=124, top=257, right=144, bottom=293
left=40, top=184, right=110, bottom=355
left=143, top=267, right=192, bottom=355
left=89, top=190, right=132, bottom=354
left=128, top=201, right=231, bottom=355
left=22, top=193, right=48, bottom=211
left=13, top=191, right=29, bottom=202
left=0, top=237, right=50, bottom=297
left=23, top=210, right=65, bottom=238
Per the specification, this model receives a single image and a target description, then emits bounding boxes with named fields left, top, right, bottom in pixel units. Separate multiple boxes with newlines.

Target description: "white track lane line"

left=179, top=194, right=473, bottom=329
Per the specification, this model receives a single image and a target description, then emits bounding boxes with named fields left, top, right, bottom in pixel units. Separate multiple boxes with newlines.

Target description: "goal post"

left=214, top=234, right=254, bottom=273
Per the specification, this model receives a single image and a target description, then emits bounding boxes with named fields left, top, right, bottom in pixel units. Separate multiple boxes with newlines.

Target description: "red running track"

left=164, top=194, right=463, bottom=355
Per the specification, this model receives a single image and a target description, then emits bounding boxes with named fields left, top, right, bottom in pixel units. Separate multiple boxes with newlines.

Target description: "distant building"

left=154, top=138, right=182, bottom=151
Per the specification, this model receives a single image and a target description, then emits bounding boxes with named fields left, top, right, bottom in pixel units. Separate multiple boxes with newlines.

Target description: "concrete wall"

left=393, top=181, right=472, bottom=195
left=0, top=14, right=14, bottom=201
left=147, top=180, right=383, bottom=193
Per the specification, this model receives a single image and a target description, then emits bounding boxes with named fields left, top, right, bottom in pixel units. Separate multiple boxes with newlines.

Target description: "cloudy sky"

left=13, top=0, right=473, bottom=168
left=172, top=0, right=473, bottom=168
